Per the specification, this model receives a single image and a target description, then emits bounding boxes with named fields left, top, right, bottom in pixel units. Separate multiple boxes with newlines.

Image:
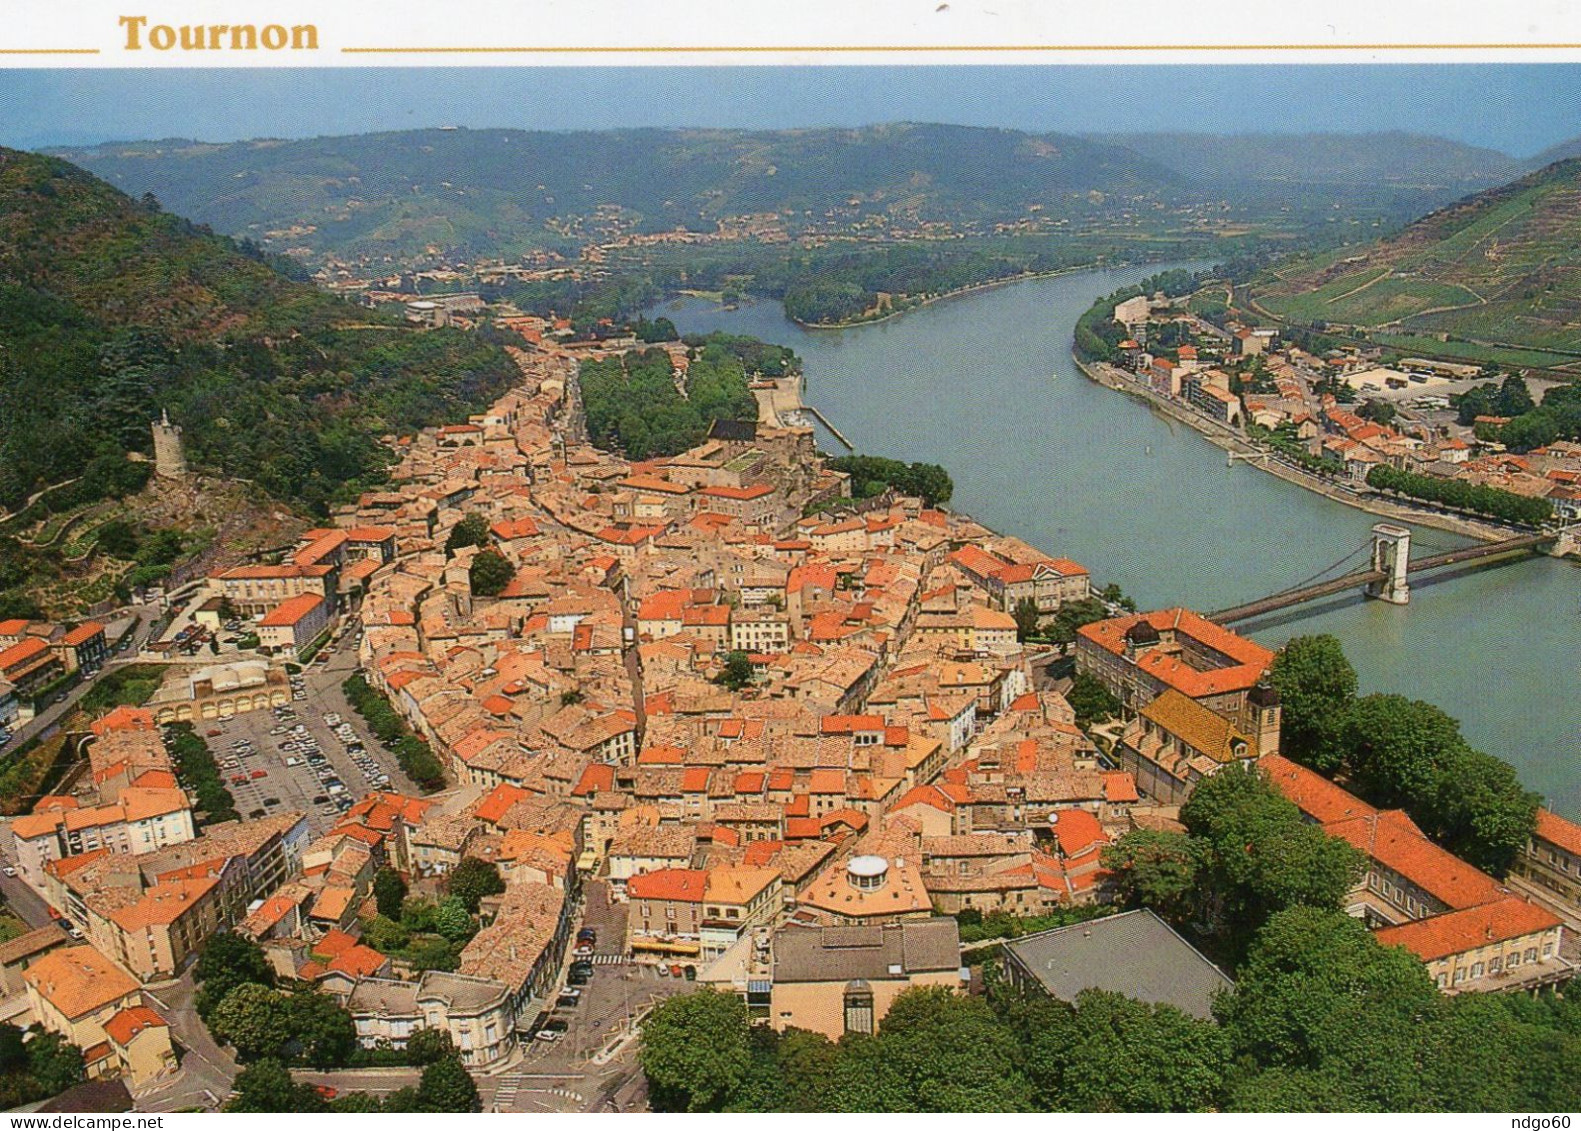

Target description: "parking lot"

left=202, top=642, right=417, bottom=836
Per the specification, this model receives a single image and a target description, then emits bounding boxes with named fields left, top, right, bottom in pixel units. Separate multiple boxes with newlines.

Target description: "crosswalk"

left=492, top=1074, right=584, bottom=1113
left=591, top=953, right=624, bottom=965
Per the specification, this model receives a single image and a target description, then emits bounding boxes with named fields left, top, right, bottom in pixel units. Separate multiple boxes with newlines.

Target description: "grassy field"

left=1262, top=269, right=1480, bottom=326
left=1370, top=333, right=1580, bottom=370
left=78, top=664, right=167, bottom=715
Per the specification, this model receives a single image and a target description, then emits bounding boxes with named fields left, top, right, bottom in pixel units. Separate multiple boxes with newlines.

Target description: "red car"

left=250, top=769, right=268, bottom=780
left=231, top=775, right=248, bottom=785
left=206, top=729, right=222, bottom=737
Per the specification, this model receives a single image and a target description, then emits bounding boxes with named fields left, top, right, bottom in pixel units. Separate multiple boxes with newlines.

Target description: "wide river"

left=650, top=265, right=1579, bottom=817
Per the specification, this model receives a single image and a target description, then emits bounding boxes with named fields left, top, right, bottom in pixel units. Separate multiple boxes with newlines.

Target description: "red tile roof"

left=62, top=622, right=106, bottom=647
left=1534, top=808, right=1581, bottom=858
left=258, top=593, right=324, bottom=628
left=1078, top=608, right=1273, bottom=699
left=627, top=868, right=708, bottom=902
left=1375, top=896, right=1560, bottom=962
left=103, top=1005, right=167, bottom=1046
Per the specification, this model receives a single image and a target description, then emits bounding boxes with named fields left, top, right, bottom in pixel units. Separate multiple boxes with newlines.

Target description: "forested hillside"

left=0, top=148, right=518, bottom=516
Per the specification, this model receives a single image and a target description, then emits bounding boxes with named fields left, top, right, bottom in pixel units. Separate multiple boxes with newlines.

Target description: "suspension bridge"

left=1207, top=522, right=1559, bottom=626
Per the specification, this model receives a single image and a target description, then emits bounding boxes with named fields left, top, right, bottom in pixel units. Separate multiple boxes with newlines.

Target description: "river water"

left=650, top=266, right=1580, bottom=816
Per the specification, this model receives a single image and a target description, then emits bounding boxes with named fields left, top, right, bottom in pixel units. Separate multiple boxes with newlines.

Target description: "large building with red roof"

left=1512, top=807, right=1581, bottom=913
left=1262, top=755, right=1568, bottom=993
left=1076, top=607, right=1281, bottom=753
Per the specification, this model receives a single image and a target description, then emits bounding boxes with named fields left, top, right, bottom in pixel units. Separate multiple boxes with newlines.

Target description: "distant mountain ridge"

left=50, top=123, right=1562, bottom=269
left=1100, top=131, right=1527, bottom=189
left=50, top=124, right=1187, bottom=262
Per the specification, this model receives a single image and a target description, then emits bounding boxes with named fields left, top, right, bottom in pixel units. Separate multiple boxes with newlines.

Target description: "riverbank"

left=792, top=263, right=1103, bottom=330
left=1071, top=354, right=1518, bottom=545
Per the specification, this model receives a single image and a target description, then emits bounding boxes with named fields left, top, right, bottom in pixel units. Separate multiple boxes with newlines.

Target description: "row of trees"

left=1366, top=464, right=1553, bottom=526
left=825, top=455, right=953, bottom=508
left=166, top=722, right=240, bottom=825
left=341, top=673, right=445, bottom=791
left=640, top=921, right=1581, bottom=1112
left=1267, top=635, right=1539, bottom=875
left=227, top=1048, right=479, bottom=1113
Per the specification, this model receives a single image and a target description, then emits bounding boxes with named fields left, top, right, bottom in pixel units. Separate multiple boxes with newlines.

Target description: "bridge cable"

left=1260, top=544, right=1370, bottom=600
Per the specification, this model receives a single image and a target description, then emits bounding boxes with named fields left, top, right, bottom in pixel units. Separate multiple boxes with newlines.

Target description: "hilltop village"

left=0, top=317, right=1579, bottom=1111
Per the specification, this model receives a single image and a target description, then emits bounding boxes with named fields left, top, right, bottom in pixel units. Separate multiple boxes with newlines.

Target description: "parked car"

left=2, top=866, right=16, bottom=878
left=250, top=769, right=268, bottom=780
left=206, top=729, right=223, bottom=737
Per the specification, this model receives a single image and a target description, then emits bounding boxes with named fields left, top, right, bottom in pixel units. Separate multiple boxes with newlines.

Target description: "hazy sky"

left=4, top=65, right=1580, bottom=156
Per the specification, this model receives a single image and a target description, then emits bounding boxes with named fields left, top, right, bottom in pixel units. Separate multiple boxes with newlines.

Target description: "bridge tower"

left=1366, top=523, right=1411, bottom=605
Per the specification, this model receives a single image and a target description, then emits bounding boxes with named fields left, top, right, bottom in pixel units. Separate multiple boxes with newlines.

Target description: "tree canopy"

left=447, top=857, right=505, bottom=913
left=468, top=550, right=515, bottom=598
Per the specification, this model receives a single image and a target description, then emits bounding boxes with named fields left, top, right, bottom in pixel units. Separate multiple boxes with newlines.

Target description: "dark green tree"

left=714, top=650, right=755, bottom=692
left=22, top=1031, right=84, bottom=1097
left=1012, top=598, right=1042, bottom=642
left=225, top=1059, right=327, bottom=1113
left=445, top=513, right=491, bottom=554
left=287, top=990, right=358, bottom=1069
left=208, top=983, right=293, bottom=1061
left=1344, top=693, right=1464, bottom=809
left=329, top=1092, right=384, bottom=1113
left=1267, top=634, right=1356, bottom=773
left=1216, top=905, right=1437, bottom=1083
left=0, top=1023, right=25, bottom=1074
left=416, top=1054, right=481, bottom=1112
left=639, top=988, right=753, bottom=1111
left=407, top=1027, right=456, bottom=1066
left=1102, top=828, right=1201, bottom=923
left=373, top=867, right=409, bottom=921
left=434, top=896, right=477, bottom=943
left=1421, top=744, right=1540, bottom=877
left=194, top=931, right=275, bottom=1018
left=1046, top=990, right=1229, bottom=1111
left=382, top=1086, right=423, bottom=1112
left=468, top=550, right=514, bottom=597
left=864, top=986, right=1031, bottom=1111
left=1067, top=672, right=1121, bottom=729
left=1179, top=764, right=1366, bottom=958
left=447, top=858, right=505, bottom=913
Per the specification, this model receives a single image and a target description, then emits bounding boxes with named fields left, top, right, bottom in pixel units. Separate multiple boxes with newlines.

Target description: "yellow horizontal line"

left=0, top=48, right=99, bottom=54
left=341, top=42, right=1581, bottom=54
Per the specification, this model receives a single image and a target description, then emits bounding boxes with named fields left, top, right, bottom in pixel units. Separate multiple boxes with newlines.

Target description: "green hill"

left=0, top=146, right=518, bottom=516
left=50, top=124, right=1187, bottom=263
left=1247, top=157, right=1581, bottom=366
left=1105, top=131, right=1523, bottom=193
